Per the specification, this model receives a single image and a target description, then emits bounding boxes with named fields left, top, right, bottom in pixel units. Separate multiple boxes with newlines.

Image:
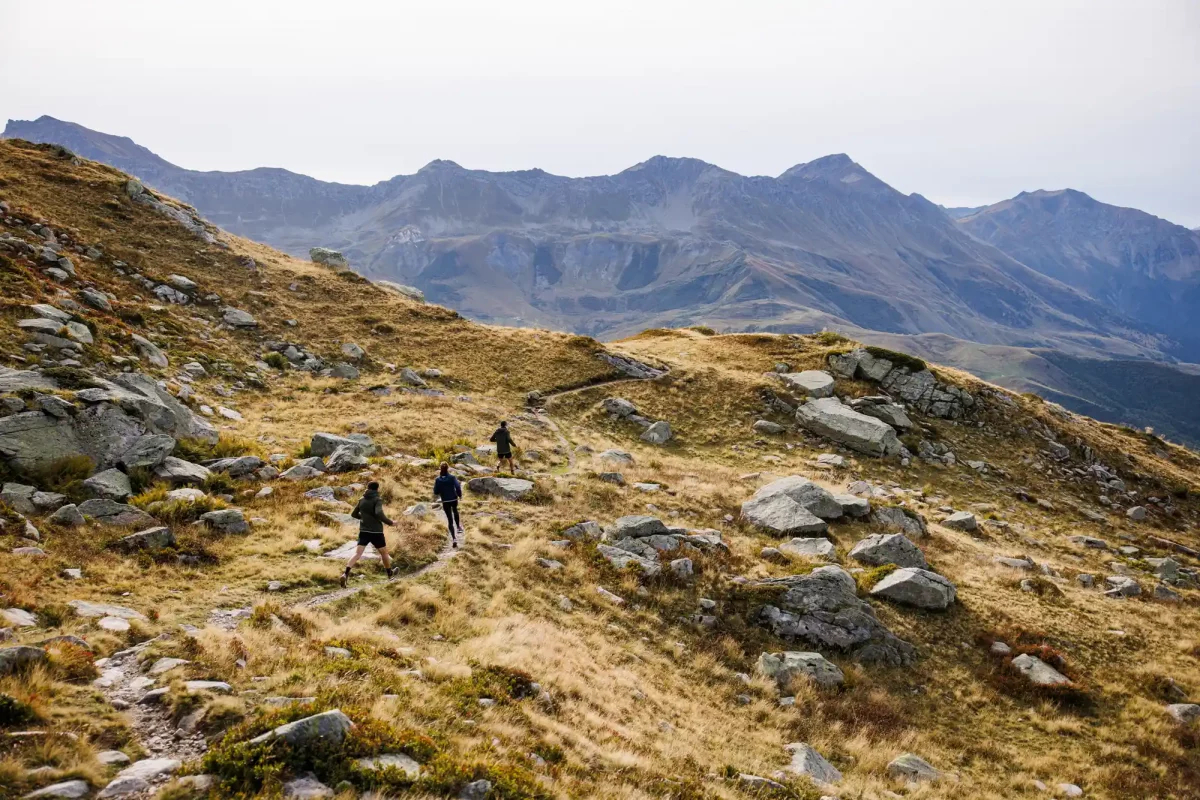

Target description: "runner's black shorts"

left=357, top=530, right=387, bottom=549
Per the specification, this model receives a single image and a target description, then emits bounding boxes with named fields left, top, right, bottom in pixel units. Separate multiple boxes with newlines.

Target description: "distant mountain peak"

left=777, top=153, right=881, bottom=187
left=418, top=159, right=464, bottom=172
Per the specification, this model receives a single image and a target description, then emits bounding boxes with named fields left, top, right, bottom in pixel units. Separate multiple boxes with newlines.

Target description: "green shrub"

left=814, top=330, right=850, bottom=346
left=25, top=454, right=94, bottom=495
left=446, top=664, right=536, bottom=710
left=0, top=693, right=37, bottom=727
left=263, top=352, right=288, bottom=371
left=175, top=434, right=257, bottom=462
left=689, top=325, right=716, bottom=336
left=201, top=473, right=236, bottom=496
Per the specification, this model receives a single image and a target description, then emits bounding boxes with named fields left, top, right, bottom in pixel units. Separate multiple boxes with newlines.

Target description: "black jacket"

left=433, top=474, right=462, bottom=503
left=351, top=490, right=393, bottom=533
left=490, top=427, right=514, bottom=456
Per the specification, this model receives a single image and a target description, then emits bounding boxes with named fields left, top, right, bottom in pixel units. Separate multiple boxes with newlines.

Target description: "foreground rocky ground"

left=1, top=139, right=1199, bottom=799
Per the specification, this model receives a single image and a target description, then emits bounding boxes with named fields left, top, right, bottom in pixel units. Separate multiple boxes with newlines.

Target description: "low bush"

left=0, top=693, right=38, bottom=727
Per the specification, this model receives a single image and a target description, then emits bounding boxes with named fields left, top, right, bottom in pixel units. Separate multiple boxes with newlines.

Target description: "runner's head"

left=439, top=462, right=449, bottom=476
left=367, top=481, right=379, bottom=491
left=500, top=421, right=507, bottom=429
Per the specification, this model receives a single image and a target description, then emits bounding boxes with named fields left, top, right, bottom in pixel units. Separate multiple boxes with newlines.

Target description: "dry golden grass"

left=2, top=141, right=1199, bottom=798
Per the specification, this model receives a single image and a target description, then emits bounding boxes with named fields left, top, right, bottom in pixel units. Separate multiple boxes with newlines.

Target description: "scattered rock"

left=466, top=476, right=535, bottom=500
left=941, top=511, right=977, bottom=532
left=779, top=537, right=837, bottom=561
left=849, top=533, right=927, bottom=569
left=870, top=506, right=928, bottom=538
left=757, top=651, right=845, bottom=688
left=23, top=780, right=91, bottom=799
left=355, top=753, right=421, bottom=778
left=222, top=308, right=258, bottom=328
left=97, top=757, right=181, bottom=798
left=282, top=774, right=332, bottom=798
left=0, top=645, right=48, bottom=675
left=201, top=509, right=249, bottom=535
left=113, top=526, right=176, bottom=553
left=779, top=370, right=835, bottom=397
left=82, top=468, right=133, bottom=501
left=77, top=499, right=156, bottom=528
left=1104, top=576, right=1141, bottom=597
left=782, top=742, right=842, bottom=785
left=1010, top=653, right=1071, bottom=686
left=640, top=421, right=672, bottom=444
left=248, top=709, right=354, bottom=746
left=887, top=753, right=939, bottom=783
left=753, top=420, right=785, bottom=435
left=1166, top=703, right=1200, bottom=725
left=871, top=567, right=956, bottom=610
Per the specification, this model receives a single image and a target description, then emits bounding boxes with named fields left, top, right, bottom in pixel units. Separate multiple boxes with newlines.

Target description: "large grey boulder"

left=118, top=434, right=175, bottom=469
left=849, top=534, right=927, bottom=569
left=870, top=506, right=928, bottom=538
left=606, top=515, right=669, bottom=539
left=1104, top=575, right=1141, bottom=597
left=796, top=397, right=902, bottom=457
left=222, top=308, right=258, bottom=328
left=82, top=468, right=132, bottom=501
left=887, top=753, right=939, bottom=782
left=756, top=565, right=916, bottom=665
left=601, top=398, right=637, bottom=418
left=0, top=374, right=215, bottom=473
left=741, top=493, right=827, bottom=537
left=640, top=420, right=672, bottom=444
left=0, top=645, right=48, bottom=675
left=248, top=709, right=354, bottom=746
left=154, top=457, right=210, bottom=485
left=48, top=503, right=84, bottom=526
left=309, top=432, right=375, bottom=458
left=779, top=370, right=835, bottom=398
left=325, top=445, right=368, bottom=473
left=779, top=538, right=837, bottom=561
left=757, top=651, right=845, bottom=688
left=1, top=482, right=37, bottom=515
left=751, top=476, right=843, bottom=519
left=77, top=499, right=156, bottom=527
left=833, top=493, right=871, bottom=518
left=1145, top=557, right=1179, bottom=582
left=114, top=526, right=176, bottom=552
left=871, top=567, right=956, bottom=610
left=1010, top=654, right=1071, bottom=687
left=942, top=511, right=977, bottom=531
left=782, top=743, right=842, bottom=786
left=207, top=455, right=264, bottom=477
left=467, top=476, right=534, bottom=500
left=201, top=509, right=249, bottom=535
left=309, top=247, right=349, bottom=268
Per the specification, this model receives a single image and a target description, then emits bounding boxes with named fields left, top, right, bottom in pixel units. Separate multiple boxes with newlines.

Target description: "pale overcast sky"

left=3, top=0, right=1199, bottom=225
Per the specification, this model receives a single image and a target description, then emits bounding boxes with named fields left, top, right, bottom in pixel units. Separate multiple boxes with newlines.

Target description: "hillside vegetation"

left=1, top=139, right=1199, bottom=800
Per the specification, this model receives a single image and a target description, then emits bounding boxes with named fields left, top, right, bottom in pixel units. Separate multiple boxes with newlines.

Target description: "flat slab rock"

left=796, top=396, right=902, bottom=457
left=1010, top=653, right=1071, bottom=687
left=757, top=650, right=845, bottom=688
left=466, top=476, right=534, bottom=499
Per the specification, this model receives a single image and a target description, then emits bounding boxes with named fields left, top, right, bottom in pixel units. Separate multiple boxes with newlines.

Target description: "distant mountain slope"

left=4, top=116, right=1161, bottom=362
left=958, top=189, right=1200, bottom=354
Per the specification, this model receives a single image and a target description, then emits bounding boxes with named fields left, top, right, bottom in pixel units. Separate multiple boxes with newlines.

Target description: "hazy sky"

left=4, top=0, right=1199, bottom=225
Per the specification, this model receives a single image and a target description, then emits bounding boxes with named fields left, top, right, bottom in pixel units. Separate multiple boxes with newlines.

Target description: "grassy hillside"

left=2, top=140, right=1199, bottom=800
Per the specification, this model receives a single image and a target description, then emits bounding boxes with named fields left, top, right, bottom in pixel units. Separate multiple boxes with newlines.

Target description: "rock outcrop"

left=755, top=565, right=916, bottom=665
left=828, top=348, right=975, bottom=420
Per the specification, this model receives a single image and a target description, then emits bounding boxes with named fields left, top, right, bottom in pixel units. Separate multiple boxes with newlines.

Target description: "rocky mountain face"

left=0, top=116, right=1168, bottom=360
left=958, top=190, right=1200, bottom=356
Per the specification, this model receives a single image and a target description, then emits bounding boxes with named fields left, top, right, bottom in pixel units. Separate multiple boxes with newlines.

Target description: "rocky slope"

left=0, top=116, right=1166, bottom=356
left=2, top=139, right=1200, bottom=800
left=958, top=189, right=1200, bottom=356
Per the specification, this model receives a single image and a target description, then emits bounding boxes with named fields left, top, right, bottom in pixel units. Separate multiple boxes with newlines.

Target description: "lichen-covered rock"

left=113, top=526, right=176, bottom=553
left=870, top=506, right=928, bottom=538
left=309, top=248, right=349, bottom=268
left=829, top=348, right=975, bottom=420
left=77, top=499, right=156, bottom=528
left=757, top=650, right=845, bottom=688
left=755, top=565, right=916, bottom=665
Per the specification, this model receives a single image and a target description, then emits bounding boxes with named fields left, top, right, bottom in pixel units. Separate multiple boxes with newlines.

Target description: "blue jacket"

left=433, top=474, right=462, bottom=503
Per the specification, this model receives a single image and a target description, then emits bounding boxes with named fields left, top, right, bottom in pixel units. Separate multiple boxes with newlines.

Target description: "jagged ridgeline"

left=1, top=139, right=1199, bottom=799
